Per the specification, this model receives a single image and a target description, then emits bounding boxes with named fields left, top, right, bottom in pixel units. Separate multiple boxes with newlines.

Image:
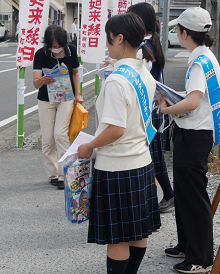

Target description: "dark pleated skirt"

left=88, top=163, right=161, bottom=245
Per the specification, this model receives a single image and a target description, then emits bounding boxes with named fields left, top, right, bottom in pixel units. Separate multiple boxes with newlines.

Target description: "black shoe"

left=159, top=197, right=174, bottom=213
left=57, top=180, right=64, bottom=189
left=173, top=260, right=212, bottom=273
left=50, top=178, right=58, bottom=186
left=165, top=246, right=185, bottom=258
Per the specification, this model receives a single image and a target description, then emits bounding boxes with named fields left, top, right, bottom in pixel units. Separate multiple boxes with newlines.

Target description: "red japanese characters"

left=81, top=0, right=102, bottom=56
left=17, top=0, right=45, bottom=69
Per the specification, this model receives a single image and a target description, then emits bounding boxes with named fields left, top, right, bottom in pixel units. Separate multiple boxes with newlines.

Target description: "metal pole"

left=95, top=64, right=100, bottom=95
left=16, top=69, right=19, bottom=147
left=162, top=0, right=170, bottom=60
left=200, top=0, right=206, bottom=9
left=17, top=67, right=26, bottom=147
left=79, top=65, right=83, bottom=96
left=78, top=53, right=84, bottom=96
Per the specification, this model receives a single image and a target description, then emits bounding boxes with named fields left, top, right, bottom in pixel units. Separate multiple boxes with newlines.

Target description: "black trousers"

left=173, top=124, right=213, bottom=266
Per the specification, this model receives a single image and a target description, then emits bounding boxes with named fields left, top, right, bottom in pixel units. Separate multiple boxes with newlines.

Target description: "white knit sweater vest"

left=95, top=59, right=156, bottom=172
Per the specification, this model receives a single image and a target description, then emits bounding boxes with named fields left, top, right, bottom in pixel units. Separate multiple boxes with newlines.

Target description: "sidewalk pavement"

left=0, top=59, right=220, bottom=274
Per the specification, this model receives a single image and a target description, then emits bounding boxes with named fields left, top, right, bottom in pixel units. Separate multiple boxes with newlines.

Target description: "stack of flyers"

left=155, top=81, right=192, bottom=118
left=64, top=158, right=95, bottom=224
left=155, top=81, right=186, bottom=106
left=42, top=63, right=74, bottom=103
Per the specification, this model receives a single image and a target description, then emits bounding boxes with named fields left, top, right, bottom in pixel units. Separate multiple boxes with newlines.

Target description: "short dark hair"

left=74, top=18, right=78, bottom=21
left=43, top=25, right=68, bottom=51
left=178, top=23, right=214, bottom=48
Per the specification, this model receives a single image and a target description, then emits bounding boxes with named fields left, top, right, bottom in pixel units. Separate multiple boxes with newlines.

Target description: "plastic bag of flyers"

left=64, top=154, right=95, bottom=224
left=42, top=63, right=74, bottom=103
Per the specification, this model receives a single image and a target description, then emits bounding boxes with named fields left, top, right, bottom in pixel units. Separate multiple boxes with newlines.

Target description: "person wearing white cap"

left=158, top=7, right=219, bottom=274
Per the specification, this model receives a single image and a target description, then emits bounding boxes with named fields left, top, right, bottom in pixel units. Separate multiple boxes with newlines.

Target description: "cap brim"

left=168, top=18, right=178, bottom=27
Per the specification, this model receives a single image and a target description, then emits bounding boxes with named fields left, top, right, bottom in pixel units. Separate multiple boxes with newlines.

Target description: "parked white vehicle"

left=168, top=26, right=180, bottom=47
left=0, top=22, right=7, bottom=40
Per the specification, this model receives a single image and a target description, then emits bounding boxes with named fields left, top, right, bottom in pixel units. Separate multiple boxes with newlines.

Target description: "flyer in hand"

left=156, top=81, right=186, bottom=105
left=42, top=63, right=74, bottom=103
left=155, top=81, right=192, bottom=118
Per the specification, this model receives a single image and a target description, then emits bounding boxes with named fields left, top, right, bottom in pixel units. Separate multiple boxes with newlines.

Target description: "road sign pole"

left=95, top=63, right=100, bottom=96
left=77, top=54, right=83, bottom=96
left=17, top=67, right=26, bottom=147
left=77, top=0, right=80, bottom=55
left=162, top=0, right=170, bottom=60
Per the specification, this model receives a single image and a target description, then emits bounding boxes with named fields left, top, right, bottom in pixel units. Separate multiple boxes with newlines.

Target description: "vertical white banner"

left=112, top=0, right=131, bottom=16
left=16, top=0, right=50, bottom=69
left=132, top=0, right=152, bottom=5
left=81, top=0, right=107, bottom=64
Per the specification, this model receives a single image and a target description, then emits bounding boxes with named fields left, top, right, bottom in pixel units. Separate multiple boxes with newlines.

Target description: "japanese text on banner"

left=131, top=0, right=151, bottom=5
left=112, top=0, right=131, bottom=16
left=16, top=0, right=50, bottom=69
left=81, top=0, right=107, bottom=64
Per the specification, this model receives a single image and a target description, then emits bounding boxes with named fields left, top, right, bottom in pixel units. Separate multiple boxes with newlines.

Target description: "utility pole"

left=162, top=0, right=170, bottom=60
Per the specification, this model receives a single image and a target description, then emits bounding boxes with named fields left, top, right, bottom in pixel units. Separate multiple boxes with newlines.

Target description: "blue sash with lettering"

left=186, top=55, right=220, bottom=146
left=112, top=65, right=156, bottom=144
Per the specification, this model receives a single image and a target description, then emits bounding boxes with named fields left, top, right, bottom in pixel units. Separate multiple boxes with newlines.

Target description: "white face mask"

left=51, top=47, right=63, bottom=54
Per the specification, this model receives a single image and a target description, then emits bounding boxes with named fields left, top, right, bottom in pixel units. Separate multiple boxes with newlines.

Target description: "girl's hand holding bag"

left=68, top=103, right=88, bottom=143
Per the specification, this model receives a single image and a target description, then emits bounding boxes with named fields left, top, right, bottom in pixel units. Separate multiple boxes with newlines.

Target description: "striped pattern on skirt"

left=88, top=163, right=161, bottom=245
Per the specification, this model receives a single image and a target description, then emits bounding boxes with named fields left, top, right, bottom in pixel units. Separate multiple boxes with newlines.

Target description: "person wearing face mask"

left=33, top=25, right=83, bottom=190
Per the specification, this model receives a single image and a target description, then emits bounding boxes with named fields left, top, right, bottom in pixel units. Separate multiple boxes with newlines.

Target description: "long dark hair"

left=43, top=25, right=68, bottom=51
left=105, top=13, right=154, bottom=63
left=128, top=2, right=165, bottom=70
left=178, top=24, right=214, bottom=48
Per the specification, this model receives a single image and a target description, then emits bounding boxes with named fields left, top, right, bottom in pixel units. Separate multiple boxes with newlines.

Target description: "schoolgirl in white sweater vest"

left=78, top=13, right=160, bottom=274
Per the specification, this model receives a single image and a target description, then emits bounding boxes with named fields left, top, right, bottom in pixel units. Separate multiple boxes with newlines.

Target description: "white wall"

left=0, top=0, right=13, bottom=36
left=0, top=0, right=12, bottom=13
left=66, top=3, right=74, bottom=33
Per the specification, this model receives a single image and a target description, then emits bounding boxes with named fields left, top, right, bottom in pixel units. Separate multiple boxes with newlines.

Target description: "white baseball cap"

left=168, top=7, right=212, bottom=32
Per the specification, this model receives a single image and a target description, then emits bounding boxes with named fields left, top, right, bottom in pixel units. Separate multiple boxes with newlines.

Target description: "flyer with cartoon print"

left=42, top=63, right=74, bottom=103
left=64, top=158, right=95, bottom=224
